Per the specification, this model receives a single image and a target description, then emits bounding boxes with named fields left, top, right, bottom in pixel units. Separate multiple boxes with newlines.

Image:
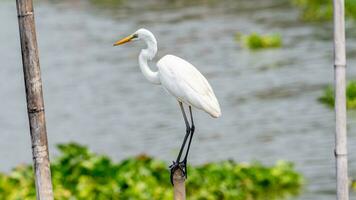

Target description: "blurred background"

left=1, top=0, right=356, bottom=199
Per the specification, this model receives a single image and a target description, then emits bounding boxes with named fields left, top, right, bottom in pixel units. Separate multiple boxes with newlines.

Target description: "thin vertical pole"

left=15, top=0, right=54, bottom=199
left=333, top=0, right=349, bottom=200
left=173, top=169, right=186, bottom=200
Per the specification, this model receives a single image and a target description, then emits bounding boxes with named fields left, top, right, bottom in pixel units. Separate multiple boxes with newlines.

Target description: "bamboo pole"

left=173, top=168, right=186, bottom=200
left=16, top=0, right=54, bottom=199
left=333, top=0, right=349, bottom=200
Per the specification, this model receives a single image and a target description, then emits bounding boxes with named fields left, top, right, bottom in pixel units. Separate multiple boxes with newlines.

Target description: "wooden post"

left=173, top=169, right=186, bottom=200
left=333, top=0, right=349, bottom=200
left=16, top=0, right=54, bottom=199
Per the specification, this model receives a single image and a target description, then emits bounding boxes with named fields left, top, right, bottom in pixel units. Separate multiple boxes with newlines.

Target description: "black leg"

left=185, top=106, right=195, bottom=161
left=183, top=106, right=195, bottom=162
left=182, top=106, right=195, bottom=178
left=170, top=102, right=191, bottom=185
left=175, top=102, right=191, bottom=163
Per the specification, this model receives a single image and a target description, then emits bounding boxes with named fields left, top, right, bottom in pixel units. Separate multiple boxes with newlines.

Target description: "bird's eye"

left=132, top=34, right=138, bottom=38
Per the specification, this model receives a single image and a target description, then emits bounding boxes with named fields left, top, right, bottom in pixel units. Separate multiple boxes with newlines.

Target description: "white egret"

left=113, top=28, right=221, bottom=184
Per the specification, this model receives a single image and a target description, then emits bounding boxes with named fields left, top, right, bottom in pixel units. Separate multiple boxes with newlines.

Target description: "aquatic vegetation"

left=89, top=0, right=125, bottom=8
left=236, top=33, right=282, bottom=50
left=0, top=143, right=303, bottom=200
left=319, top=81, right=356, bottom=109
left=352, top=179, right=356, bottom=191
left=319, top=86, right=334, bottom=107
left=292, top=0, right=356, bottom=21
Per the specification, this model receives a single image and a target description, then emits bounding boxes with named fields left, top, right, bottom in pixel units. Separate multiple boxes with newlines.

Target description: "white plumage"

left=113, top=28, right=221, bottom=118
left=157, top=55, right=221, bottom=118
left=114, top=28, right=221, bottom=183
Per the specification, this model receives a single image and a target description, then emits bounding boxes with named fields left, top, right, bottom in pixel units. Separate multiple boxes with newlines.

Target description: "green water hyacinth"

left=319, top=81, right=356, bottom=109
left=236, top=33, right=282, bottom=50
left=0, top=143, right=303, bottom=200
left=292, top=0, right=356, bottom=21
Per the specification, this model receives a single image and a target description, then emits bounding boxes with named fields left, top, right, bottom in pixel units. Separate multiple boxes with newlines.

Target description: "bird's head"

left=113, top=28, right=155, bottom=46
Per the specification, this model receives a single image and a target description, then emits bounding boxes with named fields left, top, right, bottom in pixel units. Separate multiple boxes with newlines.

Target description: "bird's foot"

left=169, top=160, right=187, bottom=185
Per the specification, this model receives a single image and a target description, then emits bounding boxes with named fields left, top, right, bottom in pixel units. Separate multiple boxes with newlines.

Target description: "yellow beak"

left=113, top=35, right=134, bottom=46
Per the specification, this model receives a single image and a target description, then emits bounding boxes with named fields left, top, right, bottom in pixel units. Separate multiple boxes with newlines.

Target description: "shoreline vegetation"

left=0, top=143, right=303, bottom=200
left=319, top=81, right=356, bottom=109
left=236, top=33, right=282, bottom=50
left=292, top=0, right=356, bottom=21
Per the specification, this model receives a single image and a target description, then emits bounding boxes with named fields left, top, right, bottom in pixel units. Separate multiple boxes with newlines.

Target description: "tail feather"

left=202, top=95, right=221, bottom=118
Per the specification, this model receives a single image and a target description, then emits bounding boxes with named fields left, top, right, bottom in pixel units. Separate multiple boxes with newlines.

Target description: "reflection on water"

left=1, top=0, right=356, bottom=199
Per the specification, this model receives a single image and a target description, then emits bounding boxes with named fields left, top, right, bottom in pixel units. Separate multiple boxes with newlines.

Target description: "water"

left=1, top=0, right=356, bottom=199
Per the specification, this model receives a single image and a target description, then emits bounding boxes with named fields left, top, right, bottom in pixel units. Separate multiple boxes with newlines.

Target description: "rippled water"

left=1, top=0, right=356, bottom=199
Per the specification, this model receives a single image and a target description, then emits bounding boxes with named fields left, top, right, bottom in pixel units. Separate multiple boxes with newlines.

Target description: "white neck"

left=138, top=35, right=161, bottom=85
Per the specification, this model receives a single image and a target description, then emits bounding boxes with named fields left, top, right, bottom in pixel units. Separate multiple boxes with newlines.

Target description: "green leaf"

left=0, top=143, right=303, bottom=200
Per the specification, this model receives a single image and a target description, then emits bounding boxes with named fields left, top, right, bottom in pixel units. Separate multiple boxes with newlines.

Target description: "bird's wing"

left=157, top=55, right=221, bottom=117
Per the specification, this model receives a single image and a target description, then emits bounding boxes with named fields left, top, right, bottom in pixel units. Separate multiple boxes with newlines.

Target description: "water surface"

left=1, top=0, right=356, bottom=199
